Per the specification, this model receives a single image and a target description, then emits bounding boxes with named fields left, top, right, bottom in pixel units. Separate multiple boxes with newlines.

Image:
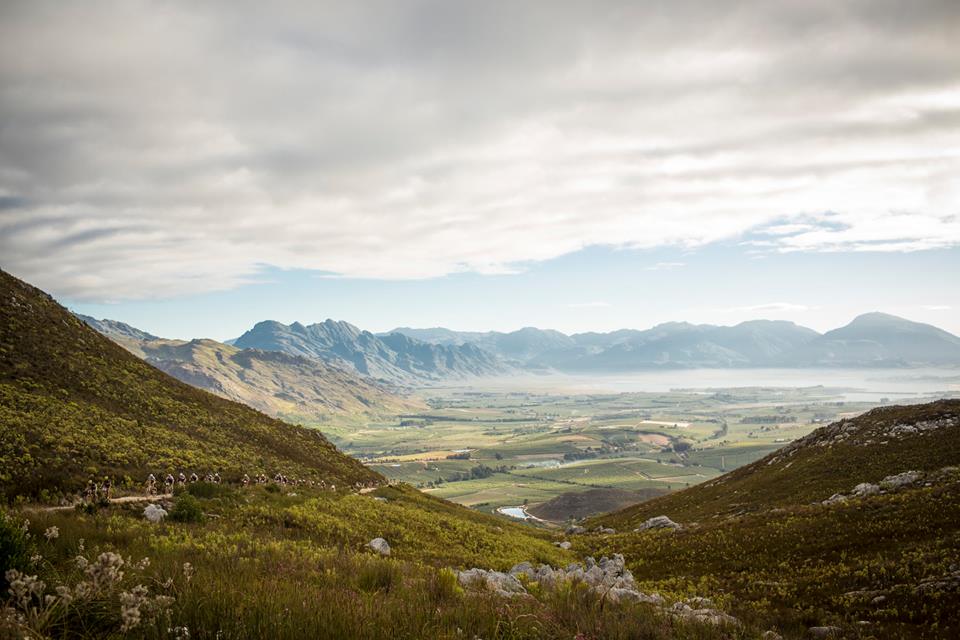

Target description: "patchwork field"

left=323, top=380, right=954, bottom=520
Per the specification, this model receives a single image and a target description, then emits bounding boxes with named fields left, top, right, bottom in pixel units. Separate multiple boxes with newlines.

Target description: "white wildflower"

left=85, top=552, right=125, bottom=589
left=135, top=557, right=151, bottom=571
left=30, top=554, right=43, bottom=566
left=119, top=584, right=150, bottom=631
left=182, top=562, right=194, bottom=582
left=43, top=526, right=59, bottom=541
left=55, top=585, right=74, bottom=605
left=169, top=626, right=191, bottom=640
left=5, top=569, right=45, bottom=609
left=73, top=581, right=92, bottom=599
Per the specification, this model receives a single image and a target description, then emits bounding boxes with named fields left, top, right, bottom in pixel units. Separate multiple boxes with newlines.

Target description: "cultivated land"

left=342, top=384, right=956, bottom=517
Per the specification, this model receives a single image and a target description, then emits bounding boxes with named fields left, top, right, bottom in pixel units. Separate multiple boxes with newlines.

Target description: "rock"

left=636, top=515, right=681, bottom=531
left=598, top=527, right=616, bottom=534
left=372, top=496, right=388, bottom=502
left=508, top=562, right=535, bottom=579
left=367, top=537, right=391, bottom=556
left=851, top=482, right=880, bottom=497
left=457, top=568, right=526, bottom=597
left=558, top=541, right=572, bottom=550
left=761, top=631, right=783, bottom=640
left=808, top=626, right=842, bottom=638
left=565, top=525, right=586, bottom=535
left=821, top=493, right=847, bottom=505
left=605, top=587, right=663, bottom=605
left=143, top=503, right=167, bottom=523
left=686, top=596, right=714, bottom=608
left=881, top=471, right=921, bottom=489
left=669, top=602, right=737, bottom=626
left=871, top=595, right=887, bottom=605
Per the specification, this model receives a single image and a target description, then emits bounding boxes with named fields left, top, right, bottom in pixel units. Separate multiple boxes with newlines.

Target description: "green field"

left=323, top=384, right=913, bottom=519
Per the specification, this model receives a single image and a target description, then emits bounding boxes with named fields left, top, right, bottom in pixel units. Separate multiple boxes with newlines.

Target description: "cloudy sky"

left=1, top=0, right=958, bottom=338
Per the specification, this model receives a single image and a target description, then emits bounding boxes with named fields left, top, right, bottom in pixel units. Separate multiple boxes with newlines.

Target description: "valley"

left=4, top=268, right=960, bottom=639
left=344, top=374, right=958, bottom=518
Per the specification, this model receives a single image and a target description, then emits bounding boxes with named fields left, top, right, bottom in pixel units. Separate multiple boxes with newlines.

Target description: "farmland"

left=327, top=377, right=954, bottom=518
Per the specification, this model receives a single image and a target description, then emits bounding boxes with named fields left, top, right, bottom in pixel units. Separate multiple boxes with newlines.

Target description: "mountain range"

left=233, top=319, right=507, bottom=383
left=76, top=315, right=423, bottom=426
left=77, top=312, right=960, bottom=410
left=388, top=312, right=960, bottom=370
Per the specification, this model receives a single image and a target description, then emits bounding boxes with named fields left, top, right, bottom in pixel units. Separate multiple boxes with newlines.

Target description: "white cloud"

left=725, top=303, right=812, bottom=313
left=565, top=301, right=612, bottom=308
left=645, top=262, right=686, bottom=271
left=921, top=304, right=952, bottom=311
left=1, top=1, right=959, bottom=301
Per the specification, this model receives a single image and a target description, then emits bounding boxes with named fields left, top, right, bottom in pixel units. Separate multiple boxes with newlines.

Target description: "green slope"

left=577, top=400, right=960, bottom=637
left=0, top=268, right=378, bottom=499
left=595, top=399, right=960, bottom=527
left=138, top=337, right=422, bottom=425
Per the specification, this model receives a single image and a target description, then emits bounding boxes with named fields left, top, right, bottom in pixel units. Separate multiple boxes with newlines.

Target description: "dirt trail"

left=24, top=494, right=173, bottom=513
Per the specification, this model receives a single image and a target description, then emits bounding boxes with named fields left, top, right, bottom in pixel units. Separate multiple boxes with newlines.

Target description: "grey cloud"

left=1, top=0, right=958, bottom=300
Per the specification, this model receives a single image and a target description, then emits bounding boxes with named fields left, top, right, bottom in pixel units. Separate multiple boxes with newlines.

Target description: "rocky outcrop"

left=456, top=554, right=736, bottom=627
left=634, top=515, right=681, bottom=531
left=819, top=468, right=955, bottom=505
left=668, top=601, right=738, bottom=626
left=457, top=568, right=526, bottom=597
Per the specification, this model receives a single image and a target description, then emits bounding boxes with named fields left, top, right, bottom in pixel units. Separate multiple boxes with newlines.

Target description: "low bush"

left=169, top=494, right=205, bottom=523
left=187, top=481, right=230, bottom=499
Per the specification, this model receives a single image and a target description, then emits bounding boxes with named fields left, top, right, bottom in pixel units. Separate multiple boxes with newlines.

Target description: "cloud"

left=1, top=1, right=959, bottom=301
left=645, top=262, right=686, bottom=271
left=725, top=303, right=811, bottom=313
left=921, top=304, right=952, bottom=311
left=565, top=301, right=611, bottom=308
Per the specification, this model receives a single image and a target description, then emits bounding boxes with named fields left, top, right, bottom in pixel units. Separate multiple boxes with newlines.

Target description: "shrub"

left=427, top=568, right=461, bottom=602
left=169, top=494, right=204, bottom=523
left=356, top=560, right=398, bottom=593
left=0, top=511, right=32, bottom=590
left=187, top=481, right=228, bottom=499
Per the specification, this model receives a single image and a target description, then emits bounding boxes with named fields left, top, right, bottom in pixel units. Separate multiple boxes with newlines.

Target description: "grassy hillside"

left=575, top=400, right=960, bottom=638
left=135, top=337, right=422, bottom=425
left=595, top=399, right=960, bottom=527
left=582, top=474, right=960, bottom=638
left=0, top=269, right=378, bottom=500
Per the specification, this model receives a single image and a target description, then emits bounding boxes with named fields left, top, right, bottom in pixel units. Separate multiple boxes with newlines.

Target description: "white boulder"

left=367, top=537, right=391, bottom=556
left=635, top=515, right=682, bottom=531
left=143, top=504, right=167, bottom=523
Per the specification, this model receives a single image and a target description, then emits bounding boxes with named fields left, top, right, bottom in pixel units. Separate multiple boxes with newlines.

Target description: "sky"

left=1, top=1, right=959, bottom=339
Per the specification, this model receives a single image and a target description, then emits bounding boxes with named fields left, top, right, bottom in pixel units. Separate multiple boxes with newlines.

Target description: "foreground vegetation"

left=2, top=485, right=747, bottom=640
